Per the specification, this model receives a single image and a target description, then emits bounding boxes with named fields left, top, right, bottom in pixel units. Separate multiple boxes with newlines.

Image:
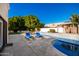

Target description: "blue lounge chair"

left=35, top=32, right=43, bottom=38
left=25, top=32, right=32, bottom=40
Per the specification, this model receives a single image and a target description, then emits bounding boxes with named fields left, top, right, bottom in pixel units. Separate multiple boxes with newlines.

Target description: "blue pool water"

left=52, top=39, right=79, bottom=56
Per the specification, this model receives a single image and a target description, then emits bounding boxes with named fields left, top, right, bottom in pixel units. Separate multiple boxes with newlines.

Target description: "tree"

left=17, top=16, right=26, bottom=31
left=9, top=16, right=19, bottom=32
left=9, top=16, right=26, bottom=32
left=8, top=15, right=45, bottom=32
left=70, top=14, right=79, bottom=33
left=24, top=15, right=43, bottom=31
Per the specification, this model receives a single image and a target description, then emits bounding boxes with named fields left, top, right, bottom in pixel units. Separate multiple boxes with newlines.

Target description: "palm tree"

left=70, top=14, right=79, bottom=34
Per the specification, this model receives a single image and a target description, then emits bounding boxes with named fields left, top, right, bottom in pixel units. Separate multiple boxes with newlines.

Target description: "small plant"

left=48, top=29, right=56, bottom=33
left=37, top=28, right=40, bottom=31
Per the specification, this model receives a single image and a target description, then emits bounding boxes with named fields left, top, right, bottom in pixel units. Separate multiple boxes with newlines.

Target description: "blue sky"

left=8, top=3, right=79, bottom=24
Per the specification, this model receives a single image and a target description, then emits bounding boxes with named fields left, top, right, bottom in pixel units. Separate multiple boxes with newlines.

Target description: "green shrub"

left=48, top=29, right=56, bottom=33
left=37, top=28, right=40, bottom=31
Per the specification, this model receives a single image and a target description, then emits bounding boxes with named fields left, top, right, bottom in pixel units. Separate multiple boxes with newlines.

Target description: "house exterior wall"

left=0, top=3, right=9, bottom=47
left=40, top=27, right=65, bottom=33
left=63, top=25, right=79, bottom=34
left=0, top=3, right=9, bottom=22
left=44, top=23, right=79, bottom=34
left=40, top=28, right=58, bottom=32
left=57, top=27, right=64, bottom=33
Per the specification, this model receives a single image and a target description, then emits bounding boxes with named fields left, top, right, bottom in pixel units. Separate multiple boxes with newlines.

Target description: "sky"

left=8, top=3, right=79, bottom=24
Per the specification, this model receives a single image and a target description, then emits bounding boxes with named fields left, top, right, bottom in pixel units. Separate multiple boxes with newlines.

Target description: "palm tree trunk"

left=77, top=25, right=78, bottom=34
left=73, top=24, right=74, bottom=34
left=72, top=24, right=78, bottom=34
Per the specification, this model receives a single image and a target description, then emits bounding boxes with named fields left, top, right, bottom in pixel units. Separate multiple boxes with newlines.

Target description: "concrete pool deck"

left=1, top=33, right=61, bottom=56
left=1, top=33, right=79, bottom=56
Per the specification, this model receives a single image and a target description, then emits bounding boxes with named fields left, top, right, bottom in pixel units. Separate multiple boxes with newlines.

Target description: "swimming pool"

left=52, top=38, right=79, bottom=56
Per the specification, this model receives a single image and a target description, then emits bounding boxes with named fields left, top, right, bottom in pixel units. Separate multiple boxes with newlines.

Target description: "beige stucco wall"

left=0, top=3, right=9, bottom=44
left=0, top=3, right=9, bottom=22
